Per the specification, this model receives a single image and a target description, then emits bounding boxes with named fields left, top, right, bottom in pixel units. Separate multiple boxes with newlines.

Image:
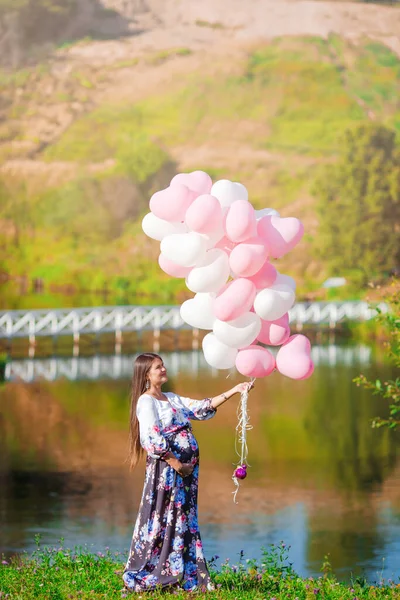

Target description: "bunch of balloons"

left=142, top=170, right=314, bottom=381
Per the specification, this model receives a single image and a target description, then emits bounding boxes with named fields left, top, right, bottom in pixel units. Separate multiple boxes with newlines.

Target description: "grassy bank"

left=1, top=541, right=400, bottom=599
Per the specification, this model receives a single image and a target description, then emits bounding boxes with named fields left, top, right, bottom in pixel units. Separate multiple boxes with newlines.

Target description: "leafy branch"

left=354, top=281, right=400, bottom=428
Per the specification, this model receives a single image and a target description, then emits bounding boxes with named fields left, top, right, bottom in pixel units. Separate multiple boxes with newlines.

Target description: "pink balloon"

left=257, top=314, right=290, bottom=346
left=229, top=237, right=268, bottom=277
left=150, top=184, right=196, bottom=222
left=298, top=362, right=314, bottom=380
left=171, top=171, right=213, bottom=194
left=185, top=194, right=222, bottom=234
left=276, top=334, right=314, bottom=380
left=236, top=345, right=276, bottom=378
left=158, top=254, right=192, bottom=278
left=257, top=215, right=304, bottom=259
left=214, top=278, right=256, bottom=322
left=225, top=200, right=257, bottom=243
left=247, top=262, right=277, bottom=289
left=215, top=236, right=237, bottom=255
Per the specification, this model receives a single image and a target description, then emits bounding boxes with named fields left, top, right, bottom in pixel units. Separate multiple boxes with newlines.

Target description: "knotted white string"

left=232, top=379, right=254, bottom=503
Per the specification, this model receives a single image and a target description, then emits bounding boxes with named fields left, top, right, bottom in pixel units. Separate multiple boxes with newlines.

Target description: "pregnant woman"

left=123, top=352, right=253, bottom=592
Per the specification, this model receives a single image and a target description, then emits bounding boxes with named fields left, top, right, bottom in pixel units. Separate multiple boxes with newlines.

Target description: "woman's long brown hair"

left=128, top=352, right=162, bottom=470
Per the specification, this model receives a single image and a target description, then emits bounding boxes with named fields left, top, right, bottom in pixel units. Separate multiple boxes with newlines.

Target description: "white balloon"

left=202, top=333, right=238, bottom=369
left=211, top=179, right=248, bottom=209
left=142, top=212, right=188, bottom=241
left=254, top=284, right=295, bottom=321
left=213, top=312, right=261, bottom=349
left=255, top=208, right=280, bottom=220
left=160, top=232, right=207, bottom=267
left=180, top=293, right=216, bottom=330
left=186, top=249, right=230, bottom=293
left=275, top=272, right=297, bottom=291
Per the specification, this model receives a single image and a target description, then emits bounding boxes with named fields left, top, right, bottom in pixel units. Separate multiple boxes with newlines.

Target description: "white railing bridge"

left=0, top=302, right=388, bottom=343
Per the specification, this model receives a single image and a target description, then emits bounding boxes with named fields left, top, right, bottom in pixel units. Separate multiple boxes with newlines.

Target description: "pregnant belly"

left=167, top=427, right=199, bottom=464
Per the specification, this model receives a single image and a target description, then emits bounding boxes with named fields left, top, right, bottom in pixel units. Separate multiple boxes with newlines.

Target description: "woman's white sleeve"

left=136, top=396, right=170, bottom=458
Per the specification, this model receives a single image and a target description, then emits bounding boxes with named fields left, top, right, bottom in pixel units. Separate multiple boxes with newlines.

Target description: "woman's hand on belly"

left=162, top=452, right=195, bottom=478
left=178, top=463, right=195, bottom=478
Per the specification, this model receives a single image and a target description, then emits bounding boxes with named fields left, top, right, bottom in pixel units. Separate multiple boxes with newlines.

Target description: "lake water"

left=1, top=342, right=399, bottom=583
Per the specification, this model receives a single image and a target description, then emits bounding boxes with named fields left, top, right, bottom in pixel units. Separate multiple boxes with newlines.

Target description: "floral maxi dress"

left=123, top=392, right=216, bottom=592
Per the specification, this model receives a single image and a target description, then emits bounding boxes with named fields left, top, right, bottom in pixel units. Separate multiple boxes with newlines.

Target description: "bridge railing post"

left=115, top=311, right=123, bottom=355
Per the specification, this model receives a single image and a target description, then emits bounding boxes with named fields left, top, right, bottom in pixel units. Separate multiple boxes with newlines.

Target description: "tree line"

left=314, top=124, right=400, bottom=286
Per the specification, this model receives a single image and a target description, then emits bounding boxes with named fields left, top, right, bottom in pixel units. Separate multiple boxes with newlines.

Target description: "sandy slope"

left=104, top=0, right=400, bottom=54
left=61, top=0, right=400, bottom=66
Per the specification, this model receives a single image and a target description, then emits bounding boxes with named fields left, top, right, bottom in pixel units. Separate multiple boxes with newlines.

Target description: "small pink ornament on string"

left=234, top=464, right=247, bottom=480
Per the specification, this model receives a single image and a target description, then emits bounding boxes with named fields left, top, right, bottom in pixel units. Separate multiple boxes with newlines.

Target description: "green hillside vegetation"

left=1, top=34, right=400, bottom=306
left=44, top=36, right=400, bottom=159
left=314, top=124, right=400, bottom=286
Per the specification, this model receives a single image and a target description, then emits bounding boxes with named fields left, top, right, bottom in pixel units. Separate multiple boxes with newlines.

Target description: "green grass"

left=46, top=36, right=383, bottom=160
left=47, top=33, right=399, bottom=159
left=72, top=71, right=95, bottom=89
left=1, top=540, right=400, bottom=599
left=43, top=36, right=400, bottom=163
left=0, top=68, right=32, bottom=90
left=43, top=108, right=171, bottom=180
left=57, top=36, right=93, bottom=50
left=339, top=37, right=400, bottom=116
left=105, top=58, right=140, bottom=71
left=146, top=47, right=193, bottom=65
left=195, top=19, right=225, bottom=29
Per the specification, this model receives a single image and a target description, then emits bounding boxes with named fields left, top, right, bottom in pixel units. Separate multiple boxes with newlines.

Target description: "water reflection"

left=0, top=343, right=399, bottom=582
left=5, top=344, right=373, bottom=383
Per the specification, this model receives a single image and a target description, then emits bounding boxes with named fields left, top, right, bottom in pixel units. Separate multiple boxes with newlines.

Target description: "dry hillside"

left=2, top=0, right=400, bottom=171
left=0, top=0, right=399, bottom=302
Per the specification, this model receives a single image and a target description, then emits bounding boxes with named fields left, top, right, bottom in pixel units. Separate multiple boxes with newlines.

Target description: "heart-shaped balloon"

left=211, top=179, right=248, bottom=209
left=257, top=215, right=304, bottom=259
left=225, top=200, right=257, bottom=243
left=253, top=283, right=295, bottom=321
left=200, top=222, right=225, bottom=249
left=213, top=312, right=261, bottom=350
left=276, top=334, right=314, bottom=380
left=229, top=237, right=268, bottom=278
left=298, top=362, right=314, bottom=380
left=150, top=184, right=196, bottom=222
left=142, top=212, right=188, bottom=241
left=171, top=170, right=213, bottom=194
left=246, top=262, right=277, bottom=290
left=257, top=313, right=290, bottom=346
left=215, top=236, right=237, bottom=255
left=186, top=249, right=230, bottom=293
left=214, top=278, right=257, bottom=322
left=158, top=254, right=192, bottom=278
left=160, top=232, right=207, bottom=267
left=202, top=333, right=238, bottom=369
left=180, top=293, right=216, bottom=330
left=185, top=194, right=223, bottom=234
left=255, top=208, right=280, bottom=220
left=236, top=345, right=275, bottom=378
left=275, top=272, right=296, bottom=290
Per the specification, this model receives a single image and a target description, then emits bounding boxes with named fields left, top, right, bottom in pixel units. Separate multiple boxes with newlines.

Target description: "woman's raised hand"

left=233, top=381, right=255, bottom=395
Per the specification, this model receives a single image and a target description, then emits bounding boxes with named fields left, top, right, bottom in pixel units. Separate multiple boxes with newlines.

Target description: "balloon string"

left=232, top=474, right=240, bottom=504
left=232, top=379, right=254, bottom=504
